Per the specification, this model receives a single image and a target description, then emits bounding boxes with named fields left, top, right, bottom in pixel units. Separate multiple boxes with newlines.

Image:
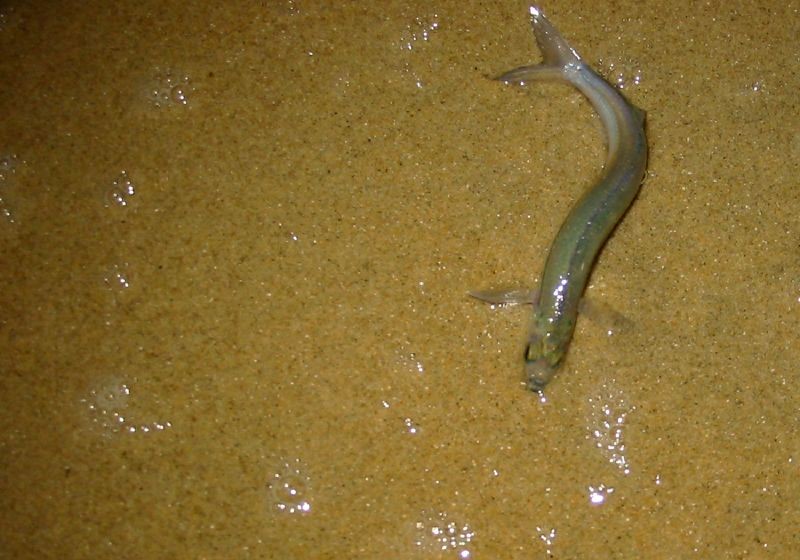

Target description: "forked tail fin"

left=528, top=5, right=582, bottom=67
left=495, top=6, right=583, bottom=84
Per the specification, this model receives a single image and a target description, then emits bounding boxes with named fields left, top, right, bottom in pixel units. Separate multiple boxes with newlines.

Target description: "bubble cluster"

left=0, top=4, right=16, bottom=31
left=597, top=57, right=643, bottom=90
left=587, top=483, right=615, bottom=506
left=413, top=510, right=475, bottom=558
left=403, top=417, right=420, bottom=435
left=100, top=170, right=138, bottom=304
left=399, top=14, right=440, bottom=51
left=266, top=458, right=312, bottom=515
left=586, top=384, right=634, bottom=475
left=81, top=377, right=173, bottom=435
left=146, top=68, right=193, bottom=108
left=104, top=170, right=136, bottom=208
left=102, top=262, right=132, bottom=293
left=398, top=13, right=441, bottom=89
left=534, top=525, right=557, bottom=557
left=0, top=153, right=20, bottom=223
left=396, top=347, right=426, bottom=375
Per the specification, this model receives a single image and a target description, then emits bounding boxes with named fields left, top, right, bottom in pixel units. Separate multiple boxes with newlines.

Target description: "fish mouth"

left=525, top=358, right=557, bottom=391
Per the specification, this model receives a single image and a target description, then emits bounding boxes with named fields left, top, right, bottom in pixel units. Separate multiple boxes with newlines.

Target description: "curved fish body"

left=474, top=6, right=647, bottom=391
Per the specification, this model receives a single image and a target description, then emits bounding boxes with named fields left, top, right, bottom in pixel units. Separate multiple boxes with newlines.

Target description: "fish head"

left=524, top=329, right=568, bottom=391
left=525, top=356, right=558, bottom=391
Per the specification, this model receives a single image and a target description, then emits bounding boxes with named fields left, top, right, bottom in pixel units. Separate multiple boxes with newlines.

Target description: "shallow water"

left=1, top=1, right=799, bottom=558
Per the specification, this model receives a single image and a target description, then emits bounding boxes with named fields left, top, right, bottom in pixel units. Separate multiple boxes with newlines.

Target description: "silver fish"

left=472, top=6, right=648, bottom=391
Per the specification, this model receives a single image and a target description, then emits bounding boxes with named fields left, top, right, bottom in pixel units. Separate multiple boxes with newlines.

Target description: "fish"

left=471, top=6, right=648, bottom=391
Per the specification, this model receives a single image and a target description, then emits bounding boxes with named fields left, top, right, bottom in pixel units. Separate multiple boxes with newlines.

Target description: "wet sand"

left=1, top=0, right=799, bottom=557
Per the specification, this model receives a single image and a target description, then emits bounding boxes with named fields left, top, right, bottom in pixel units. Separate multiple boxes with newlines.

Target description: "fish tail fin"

left=528, top=6, right=582, bottom=67
left=495, top=6, right=582, bottom=84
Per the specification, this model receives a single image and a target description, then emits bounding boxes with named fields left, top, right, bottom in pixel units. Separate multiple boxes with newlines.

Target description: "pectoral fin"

left=578, top=297, right=634, bottom=336
left=468, top=289, right=537, bottom=306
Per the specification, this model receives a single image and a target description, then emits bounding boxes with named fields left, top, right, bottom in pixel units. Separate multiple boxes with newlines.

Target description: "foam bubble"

left=104, top=170, right=136, bottom=208
left=266, top=458, right=313, bottom=515
left=596, top=57, right=643, bottom=90
left=81, top=376, right=173, bottom=436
